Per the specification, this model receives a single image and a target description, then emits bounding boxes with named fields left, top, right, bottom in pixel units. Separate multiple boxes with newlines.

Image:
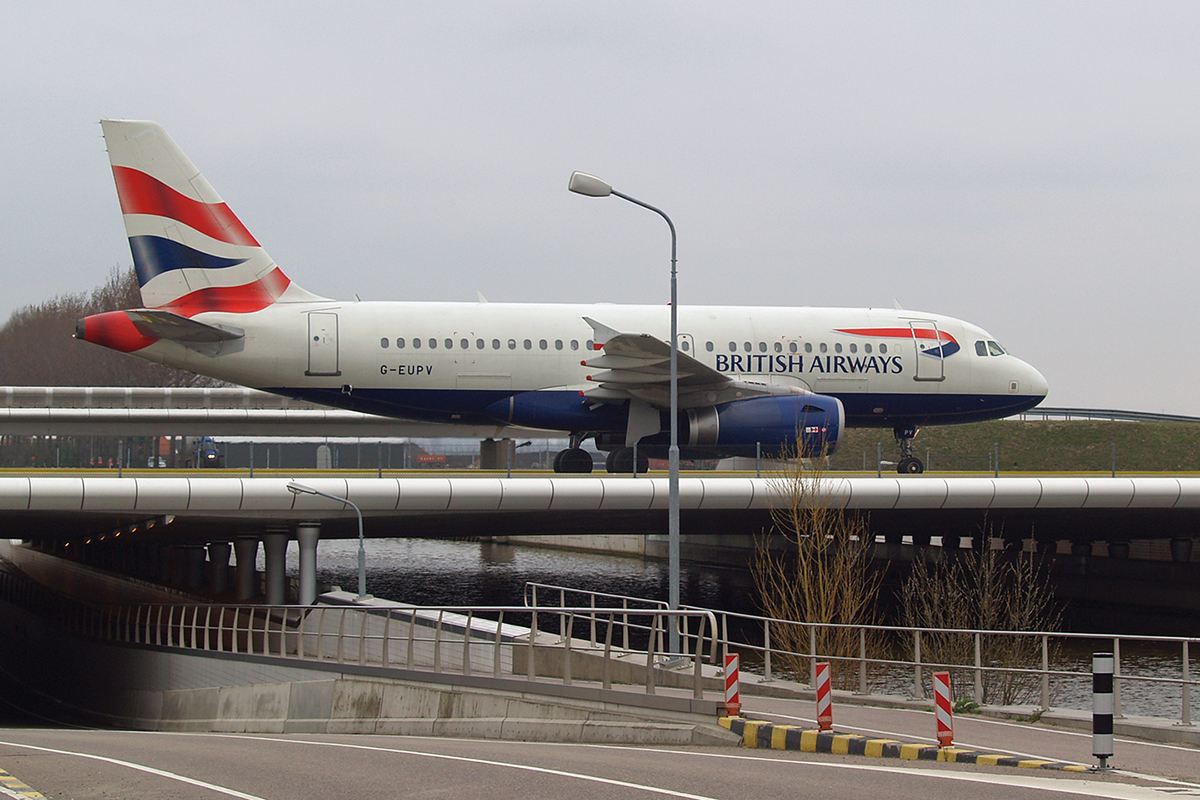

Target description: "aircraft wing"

left=582, top=317, right=802, bottom=409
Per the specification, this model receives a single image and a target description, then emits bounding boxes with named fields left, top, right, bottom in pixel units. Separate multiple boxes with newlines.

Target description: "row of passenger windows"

left=379, top=336, right=889, bottom=355
left=706, top=340, right=888, bottom=355
left=381, top=337, right=593, bottom=351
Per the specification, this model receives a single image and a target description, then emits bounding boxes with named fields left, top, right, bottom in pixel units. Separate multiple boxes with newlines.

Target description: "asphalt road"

left=1, top=727, right=1197, bottom=800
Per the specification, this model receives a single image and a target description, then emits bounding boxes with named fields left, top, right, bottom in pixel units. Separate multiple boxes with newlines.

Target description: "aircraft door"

left=306, top=312, right=341, bottom=376
left=679, top=333, right=696, bottom=360
left=910, top=321, right=945, bottom=382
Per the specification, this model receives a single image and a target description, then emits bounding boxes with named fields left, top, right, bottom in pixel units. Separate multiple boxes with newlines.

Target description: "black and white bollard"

left=1093, top=652, right=1114, bottom=769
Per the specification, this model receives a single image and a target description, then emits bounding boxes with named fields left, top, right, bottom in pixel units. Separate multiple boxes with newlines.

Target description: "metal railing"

left=0, top=561, right=721, bottom=702
left=524, top=581, right=1199, bottom=726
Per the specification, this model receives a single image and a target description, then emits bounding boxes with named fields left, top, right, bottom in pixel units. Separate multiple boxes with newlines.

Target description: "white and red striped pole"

left=724, top=653, right=741, bottom=717
left=933, top=671, right=953, bottom=747
left=815, top=661, right=833, bottom=731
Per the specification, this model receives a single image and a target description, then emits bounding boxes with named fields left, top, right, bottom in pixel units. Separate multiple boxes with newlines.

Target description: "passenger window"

left=849, top=343, right=857, bottom=353
left=524, top=339, right=532, bottom=350
left=413, top=338, right=421, bottom=349
left=380, top=338, right=389, bottom=349
left=429, top=338, right=437, bottom=349
left=396, top=338, right=406, bottom=349
left=706, top=341, right=714, bottom=352
left=555, top=339, right=563, bottom=350
left=445, top=338, right=453, bottom=349
left=774, top=342, right=782, bottom=353
left=508, top=339, right=517, bottom=350
left=571, top=340, right=579, bottom=351
left=460, top=338, right=469, bottom=349
left=743, top=342, right=751, bottom=352
left=476, top=338, right=484, bottom=350
left=976, top=341, right=988, bottom=357
left=880, top=343, right=888, bottom=354
left=728, top=341, right=737, bottom=352
left=865, top=344, right=872, bottom=354
left=789, top=342, right=797, bottom=353
left=805, top=343, right=812, bottom=353
left=539, top=339, right=547, bottom=350
left=819, top=343, right=827, bottom=354
left=586, top=340, right=594, bottom=350
left=834, top=343, right=842, bottom=354
left=681, top=340, right=690, bottom=351
left=758, top=342, right=767, bottom=353
left=492, top=339, right=500, bottom=350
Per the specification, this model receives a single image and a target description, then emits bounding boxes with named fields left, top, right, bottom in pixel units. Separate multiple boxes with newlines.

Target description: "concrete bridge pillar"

left=234, top=537, right=259, bottom=601
left=296, top=523, right=320, bottom=605
left=208, top=542, right=232, bottom=594
left=1108, top=541, right=1130, bottom=559
left=183, top=545, right=207, bottom=589
left=1071, top=541, right=1092, bottom=558
left=262, top=531, right=289, bottom=606
left=1170, top=537, right=1193, bottom=563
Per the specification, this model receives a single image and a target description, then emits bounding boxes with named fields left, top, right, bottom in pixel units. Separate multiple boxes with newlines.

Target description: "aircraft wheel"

left=604, top=450, right=620, bottom=473
left=897, top=457, right=924, bottom=474
left=608, top=447, right=648, bottom=474
left=558, top=448, right=593, bottom=473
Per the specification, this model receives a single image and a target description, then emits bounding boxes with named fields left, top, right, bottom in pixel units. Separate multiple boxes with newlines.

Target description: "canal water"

left=280, top=538, right=1197, bottom=722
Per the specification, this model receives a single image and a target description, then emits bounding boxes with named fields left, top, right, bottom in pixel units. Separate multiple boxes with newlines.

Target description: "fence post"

left=1041, top=635, right=1050, bottom=711
left=973, top=631, right=983, bottom=705
left=1113, top=638, right=1123, bottom=719
left=912, top=630, right=923, bottom=699
left=1182, top=640, right=1192, bottom=727
left=763, top=619, right=772, bottom=682
left=858, top=627, right=867, bottom=695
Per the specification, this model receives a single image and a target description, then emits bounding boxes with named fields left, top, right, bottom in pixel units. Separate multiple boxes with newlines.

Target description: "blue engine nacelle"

left=679, top=394, right=845, bottom=458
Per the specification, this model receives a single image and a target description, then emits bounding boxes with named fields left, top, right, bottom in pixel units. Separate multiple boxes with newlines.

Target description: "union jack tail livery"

left=101, top=119, right=322, bottom=312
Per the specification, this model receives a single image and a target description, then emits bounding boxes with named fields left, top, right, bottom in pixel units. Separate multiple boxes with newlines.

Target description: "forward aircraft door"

left=910, top=320, right=945, bottom=382
left=306, top=312, right=341, bottom=376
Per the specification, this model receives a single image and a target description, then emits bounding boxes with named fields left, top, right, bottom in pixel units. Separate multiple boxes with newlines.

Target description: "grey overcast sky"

left=3, top=2, right=1198, bottom=414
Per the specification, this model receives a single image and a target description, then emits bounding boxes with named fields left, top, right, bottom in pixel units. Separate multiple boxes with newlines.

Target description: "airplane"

left=77, top=120, right=1048, bottom=474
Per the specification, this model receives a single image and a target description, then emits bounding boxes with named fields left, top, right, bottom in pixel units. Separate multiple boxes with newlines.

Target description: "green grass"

left=827, top=420, right=1200, bottom=473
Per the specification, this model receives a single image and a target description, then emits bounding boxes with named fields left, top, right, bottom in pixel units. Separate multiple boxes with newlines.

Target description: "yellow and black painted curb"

left=0, top=767, right=45, bottom=798
left=718, top=717, right=1090, bottom=772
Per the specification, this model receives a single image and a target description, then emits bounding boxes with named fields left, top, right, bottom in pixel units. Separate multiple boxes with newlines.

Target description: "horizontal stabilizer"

left=127, top=309, right=244, bottom=343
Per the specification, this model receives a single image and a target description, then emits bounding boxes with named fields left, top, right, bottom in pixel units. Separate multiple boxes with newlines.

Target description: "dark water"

left=280, top=538, right=1197, bottom=721
left=282, top=537, right=757, bottom=613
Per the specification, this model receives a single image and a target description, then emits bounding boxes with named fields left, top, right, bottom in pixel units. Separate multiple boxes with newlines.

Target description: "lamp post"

left=569, top=171, right=681, bottom=653
left=287, top=480, right=367, bottom=600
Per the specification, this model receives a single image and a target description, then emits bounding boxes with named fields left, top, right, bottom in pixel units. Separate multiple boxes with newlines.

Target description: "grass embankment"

left=825, top=420, right=1200, bottom=473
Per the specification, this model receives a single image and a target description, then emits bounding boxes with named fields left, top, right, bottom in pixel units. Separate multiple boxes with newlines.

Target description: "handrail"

left=522, top=580, right=1200, bottom=725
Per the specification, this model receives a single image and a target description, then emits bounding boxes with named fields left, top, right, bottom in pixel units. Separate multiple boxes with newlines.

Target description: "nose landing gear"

left=895, top=425, right=924, bottom=474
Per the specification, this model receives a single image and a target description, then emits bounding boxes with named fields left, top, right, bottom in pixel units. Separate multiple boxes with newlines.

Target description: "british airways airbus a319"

left=77, top=120, right=1048, bottom=474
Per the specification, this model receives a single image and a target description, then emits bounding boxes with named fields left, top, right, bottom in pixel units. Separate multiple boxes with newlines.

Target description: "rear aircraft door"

left=910, top=321, right=945, bottom=382
left=306, top=312, right=341, bottom=376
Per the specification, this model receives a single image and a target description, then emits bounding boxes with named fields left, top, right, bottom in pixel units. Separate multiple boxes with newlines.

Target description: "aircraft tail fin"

left=100, top=119, right=325, bottom=313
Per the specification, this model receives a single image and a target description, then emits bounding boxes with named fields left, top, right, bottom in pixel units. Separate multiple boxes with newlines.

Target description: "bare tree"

left=752, top=455, right=884, bottom=688
left=0, top=267, right=219, bottom=387
left=900, top=536, right=1060, bottom=706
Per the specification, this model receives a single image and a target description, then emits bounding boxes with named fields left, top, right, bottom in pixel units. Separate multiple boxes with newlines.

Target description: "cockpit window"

left=975, top=341, right=988, bottom=357
left=988, top=340, right=1006, bottom=356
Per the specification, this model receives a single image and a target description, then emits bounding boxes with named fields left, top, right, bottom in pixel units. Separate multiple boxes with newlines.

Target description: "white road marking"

left=0, top=740, right=267, bottom=800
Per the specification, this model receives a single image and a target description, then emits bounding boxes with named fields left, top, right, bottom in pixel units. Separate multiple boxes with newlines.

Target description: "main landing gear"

left=894, top=425, right=924, bottom=474
left=553, top=433, right=593, bottom=473
left=605, top=447, right=649, bottom=474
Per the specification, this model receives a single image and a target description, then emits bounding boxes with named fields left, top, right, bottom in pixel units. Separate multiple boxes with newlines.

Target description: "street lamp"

left=569, top=171, right=681, bottom=654
left=287, top=480, right=367, bottom=600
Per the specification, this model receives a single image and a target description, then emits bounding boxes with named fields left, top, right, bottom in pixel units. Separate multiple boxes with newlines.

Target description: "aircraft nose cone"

left=1025, top=361, right=1049, bottom=400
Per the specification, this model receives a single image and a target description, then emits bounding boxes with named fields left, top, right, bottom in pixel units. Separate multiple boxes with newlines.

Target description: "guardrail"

left=0, top=565, right=720, bottom=702
left=524, top=582, right=1199, bottom=726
